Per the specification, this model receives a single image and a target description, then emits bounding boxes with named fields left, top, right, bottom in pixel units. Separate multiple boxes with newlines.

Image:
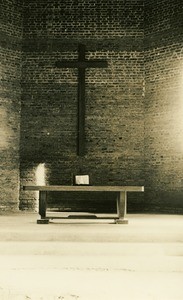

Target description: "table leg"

left=115, top=191, right=128, bottom=224
left=37, top=191, right=49, bottom=224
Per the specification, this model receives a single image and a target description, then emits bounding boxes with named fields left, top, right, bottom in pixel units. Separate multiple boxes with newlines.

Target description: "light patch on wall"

left=36, top=163, right=46, bottom=186
left=0, top=128, right=8, bottom=148
left=35, top=163, right=46, bottom=212
left=0, top=108, right=12, bottom=149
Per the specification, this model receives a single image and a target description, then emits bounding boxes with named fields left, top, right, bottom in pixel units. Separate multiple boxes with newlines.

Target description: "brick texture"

left=144, top=0, right=183, bottom=213
left=0, top=0, right=23, bottom=211
left=1, top=0, right=183, bottom=214
left=20, top=0, right=145, bottom=212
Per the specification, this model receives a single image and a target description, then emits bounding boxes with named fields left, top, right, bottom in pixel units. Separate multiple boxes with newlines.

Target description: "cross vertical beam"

left=78, top=44, right=86, bottom=156
left=55, top=44, right=108, bottom=156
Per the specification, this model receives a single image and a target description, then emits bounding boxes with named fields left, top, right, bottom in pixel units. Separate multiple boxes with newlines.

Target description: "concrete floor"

left=0, top=212, right=183, bottom=300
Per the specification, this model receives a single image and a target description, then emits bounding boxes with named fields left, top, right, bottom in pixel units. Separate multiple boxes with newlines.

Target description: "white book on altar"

left=75, top=175, right=89, bottom=185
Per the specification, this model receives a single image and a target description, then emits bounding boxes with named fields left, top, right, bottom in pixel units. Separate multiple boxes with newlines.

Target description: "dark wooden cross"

left=55, top=44, right=108, bottom=156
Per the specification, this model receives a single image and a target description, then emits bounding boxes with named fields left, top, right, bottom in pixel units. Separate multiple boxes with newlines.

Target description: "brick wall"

left=20, top=0, right=145, bottom=212
left=1, top=0, right=181, bottom=214
left=0, top=0, right=23, bottom=211
left=144, top=0, right=183, bottom=213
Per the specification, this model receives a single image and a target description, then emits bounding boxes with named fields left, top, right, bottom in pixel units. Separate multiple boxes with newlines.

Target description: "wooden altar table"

left=23, top=185, right=144, bottom=224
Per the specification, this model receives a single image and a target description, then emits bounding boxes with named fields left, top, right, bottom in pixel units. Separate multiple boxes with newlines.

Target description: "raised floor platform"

left=0, top=212, right=183, bottom=299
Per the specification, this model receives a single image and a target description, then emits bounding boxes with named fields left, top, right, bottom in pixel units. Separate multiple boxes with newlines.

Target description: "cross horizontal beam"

left=55, top=61, right=108, bottom=68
